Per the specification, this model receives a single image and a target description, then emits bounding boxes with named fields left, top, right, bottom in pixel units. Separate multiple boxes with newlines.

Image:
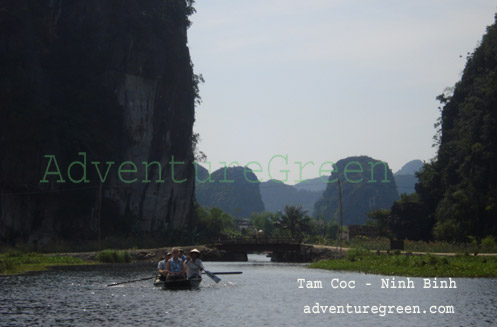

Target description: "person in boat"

left=184, top=248, right=204, bottom=279
left=166, top=247, right=186, bottom=280
left=157, top=251, right=171, bottom=281
left=179, top=248, right=187, bottom=262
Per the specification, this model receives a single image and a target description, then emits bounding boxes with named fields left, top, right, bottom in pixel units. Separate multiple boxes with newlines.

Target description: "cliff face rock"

left=0, top=0, right=196, bottom=244
left=313, top=156, right=399, bottom=225
left=195, top=166, right=265, bottom=218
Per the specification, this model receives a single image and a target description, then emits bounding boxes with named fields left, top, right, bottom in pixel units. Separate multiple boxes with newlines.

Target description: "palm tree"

left=274, top=205, right=311, bottom=240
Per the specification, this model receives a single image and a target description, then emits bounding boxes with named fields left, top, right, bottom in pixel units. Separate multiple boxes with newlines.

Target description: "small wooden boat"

left=153, top=276, right=202, bottom=290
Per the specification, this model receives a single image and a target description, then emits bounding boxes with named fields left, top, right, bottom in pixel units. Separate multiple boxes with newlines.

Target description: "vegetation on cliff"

left=383, top=15, right=497, bottom=243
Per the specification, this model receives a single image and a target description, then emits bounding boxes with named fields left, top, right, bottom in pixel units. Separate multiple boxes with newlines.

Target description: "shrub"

left=481, top=236, right=497, bottom=253
left=97, top=249, right=131, bottom=263
left=345, top=247, right=370, bottom=262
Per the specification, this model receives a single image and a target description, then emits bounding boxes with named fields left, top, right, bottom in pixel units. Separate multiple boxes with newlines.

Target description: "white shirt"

left=184, top=258, right=204, bottom=278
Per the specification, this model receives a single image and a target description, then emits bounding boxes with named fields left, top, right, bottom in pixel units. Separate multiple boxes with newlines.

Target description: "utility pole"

left=98, top=183, right=103, bottom=251
left=338, top=179, right=343, bottom=258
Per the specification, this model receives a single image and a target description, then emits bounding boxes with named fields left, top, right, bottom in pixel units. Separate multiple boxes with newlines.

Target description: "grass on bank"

left=310, top=236, right=497, bottom=254
left=96, top=249, right=131, bottom=263
left=0, top=251, right=89, bottom=275
left=0, top=249, right=132, bottom=275
left=310, top=248, right=497, bottom=277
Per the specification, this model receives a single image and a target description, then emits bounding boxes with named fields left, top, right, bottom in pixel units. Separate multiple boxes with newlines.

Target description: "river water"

left=1, top=254, right=496, bottom=327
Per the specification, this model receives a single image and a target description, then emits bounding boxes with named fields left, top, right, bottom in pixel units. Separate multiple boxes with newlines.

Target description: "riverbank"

left=4, top=243, right=497, bottom=277
left=0, top=251, right=91, bottom=275
left=310, top=248, right=497, bottom=277
left=0, top=245, right=245, bottom=275
left=48, top=245, right=246, bottom=263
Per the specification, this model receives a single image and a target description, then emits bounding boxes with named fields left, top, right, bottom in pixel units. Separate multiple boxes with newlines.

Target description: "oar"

left=203, top=269, right=221, bottom=283
left=203, top=271, right=243, bottom=275
left=106, top=276, right=154, bottom=287
left=190, top=259, right=221, bottom=283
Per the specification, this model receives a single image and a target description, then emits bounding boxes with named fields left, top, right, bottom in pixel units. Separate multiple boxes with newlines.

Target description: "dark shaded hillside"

left=313, top=156, right=399, bottom=225
left=195, top=166, right=265, bottom=218
left=260, top=180, right=322, bottom=214
left=414, top=15, right=497, bottom=240
left=0, top=1, right=197, bottom=245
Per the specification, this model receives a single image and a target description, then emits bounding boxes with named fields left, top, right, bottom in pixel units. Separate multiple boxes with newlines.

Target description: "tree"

left=389, top=193, right=434, bottom=241
left=367, top=209, right=391, bottom=239
left=250, top=212, right=278, bottom=237
left=274, top=205, right=312, bottom=240
left=191, top=205, right=236, bottom=242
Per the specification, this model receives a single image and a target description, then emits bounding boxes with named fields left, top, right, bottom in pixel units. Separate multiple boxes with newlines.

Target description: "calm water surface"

left=1, top=254, right=496, bottom=327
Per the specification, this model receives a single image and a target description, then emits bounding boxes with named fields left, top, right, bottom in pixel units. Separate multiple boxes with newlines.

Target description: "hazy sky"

left=188, top=0, right=496, bottom=184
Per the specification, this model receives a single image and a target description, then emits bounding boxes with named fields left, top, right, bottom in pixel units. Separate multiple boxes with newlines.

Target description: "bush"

left=481, top=236, right=497, bottom=253
left=345, top=247, right=370, bottom=262
left=0, top=259, right=15, bottom=273
left=97, top=249, right=131, bottom=263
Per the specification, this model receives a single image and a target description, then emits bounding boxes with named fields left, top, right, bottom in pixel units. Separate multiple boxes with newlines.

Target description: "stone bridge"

left=212, top=238, right=314, bottom=262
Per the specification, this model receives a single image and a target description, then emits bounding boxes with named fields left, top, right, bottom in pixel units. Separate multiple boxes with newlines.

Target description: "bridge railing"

left=215, top=236, right=302, bottom=245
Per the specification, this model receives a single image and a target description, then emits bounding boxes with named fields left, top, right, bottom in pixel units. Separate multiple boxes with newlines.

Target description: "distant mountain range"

left=395, top=159, right=423, bottom=175
left=259, top=180, right=322, bottom=214
left=394, top=160, right=424, bottom=194
left=313, top=156, right=399, bottom=225
left=194, top=158, right=421, bottom=222
left=294, top=177, right=328, bottom=192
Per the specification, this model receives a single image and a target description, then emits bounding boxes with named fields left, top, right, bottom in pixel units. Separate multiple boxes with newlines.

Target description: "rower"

left=184, top=248, right=204, bottom=279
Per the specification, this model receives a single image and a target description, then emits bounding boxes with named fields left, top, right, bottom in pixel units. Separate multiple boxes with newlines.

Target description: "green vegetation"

left=274, top=205, right=312, bottom=239
left=188, top=205, right=237, bottom=243
left=390, top=15, right=497, bottom=243
left=366, top=194, right=434, bottom=242
left=33, top=235, right=166, bottom=253
left=0, top=251, right=89, bottom=275
left=343, top=237, right=497, bottom=254
left=310, top=248, right=497, bottom=277
left=96, top=249, right=131, bottom=263
left=248, top=206, right=338, bottom=242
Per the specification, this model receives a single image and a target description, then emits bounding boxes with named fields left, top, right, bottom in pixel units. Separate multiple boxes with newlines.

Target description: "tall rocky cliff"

left=0, top=0, right=197, bottom=244
left=414, top=15, right=497, bottom=240
left=195, top=166, right=265, bottom=218
left=313, top=156, right=399, bottom=225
